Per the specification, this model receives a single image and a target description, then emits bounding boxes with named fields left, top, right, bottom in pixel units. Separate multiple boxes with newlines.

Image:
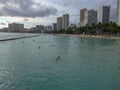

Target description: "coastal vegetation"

left=57, top=22, right=120, bottom=35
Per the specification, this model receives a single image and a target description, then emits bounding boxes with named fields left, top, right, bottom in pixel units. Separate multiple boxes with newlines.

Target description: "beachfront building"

left=57, top=14, right=70, bottom=31
left=36, top=25, right=44, bottom=33
left=117, top=0, right=120, bottom=26
left=53, top=23, right=57, bottom=32
left=45, top=26, right=52, bottom=32
left=8, top=23, right=24, bottom=32
left=84, top=9, right=88, bottom=26
left=80, top=8, right=87, bottom=26
left=97, top=6, right=110, bottom=23
left=62, top=14, right=70, bottom=30
left=0, top=28, right=8, bottom=32
left=57, top=17, right=62, bottom=31
left=87, top=9, right=97, bottom=26
left=82, top=9, right=97, bottom=26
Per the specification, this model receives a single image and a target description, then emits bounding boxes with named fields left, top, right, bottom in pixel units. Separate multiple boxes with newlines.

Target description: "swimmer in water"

left=56, top=56, right=60, bottom=61
left=38, top=47, right=40, bottom=49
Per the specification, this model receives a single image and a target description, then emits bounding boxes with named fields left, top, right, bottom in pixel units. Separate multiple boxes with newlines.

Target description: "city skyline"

left=0, top=0, right=117, bottom=28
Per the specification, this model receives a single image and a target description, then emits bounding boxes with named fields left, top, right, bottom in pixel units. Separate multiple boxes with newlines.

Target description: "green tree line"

left=57, top=22, right=120, bottom=35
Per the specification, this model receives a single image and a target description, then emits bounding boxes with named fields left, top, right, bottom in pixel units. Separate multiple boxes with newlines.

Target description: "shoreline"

left=58, top=34, right=120, bottom=40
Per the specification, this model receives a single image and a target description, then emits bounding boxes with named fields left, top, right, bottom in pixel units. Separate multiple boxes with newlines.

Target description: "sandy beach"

left=58, top=34, right=120, bottom=40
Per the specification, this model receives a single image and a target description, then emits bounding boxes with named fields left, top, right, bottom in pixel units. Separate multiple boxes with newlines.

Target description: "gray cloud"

left=23, top=18, right=29, bottom=21
left=0, top=0, right=57, bottom=17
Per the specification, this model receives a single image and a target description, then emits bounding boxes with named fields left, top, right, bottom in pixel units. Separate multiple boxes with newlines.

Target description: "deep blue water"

left=0, top=34, right=120, bottom=90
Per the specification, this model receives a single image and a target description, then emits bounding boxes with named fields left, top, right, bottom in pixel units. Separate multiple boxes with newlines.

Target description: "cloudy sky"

left=0, top=0, right=117, bottom=28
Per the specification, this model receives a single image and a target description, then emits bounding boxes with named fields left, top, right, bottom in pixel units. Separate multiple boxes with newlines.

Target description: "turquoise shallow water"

left=0, top=34, right=120, bottom=90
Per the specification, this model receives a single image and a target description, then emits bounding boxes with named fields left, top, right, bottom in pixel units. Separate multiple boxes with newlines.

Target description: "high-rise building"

left=8, top=23, right=24, bottom=32
left=45, top=26, right=52, bottom=32
left=82, top=9, right=97, bottom=26
left=36, top=25, right=44, bottom=33
left=62, top=14, right=69, bottom=30
left=117, top=0, right=120, bottom=26
left=57, top=17, right=62, bottom=31
left=53, top=23, right=57, bottom=32
left=97, top=6, right=110, bottom=23
left=57, top=14, right=70, bottom=31
left=87, top=9, right=97, bottom=26
left=0, top=28, right=8, bottom=32
left=84, top=9, right=88, bottom=26
left=80, top=8, right=87, bottom=26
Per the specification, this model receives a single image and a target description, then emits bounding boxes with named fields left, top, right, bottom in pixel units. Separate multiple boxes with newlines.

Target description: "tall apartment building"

left=80, top=8, right=87, bottom=26
left=87, top=9, right=97, bottom=26
left=8, top=23, right=24, bottom=32
left=97, top=6, right=110, bottom=23
left=57, top=17, right=62, bottom=31
left=62, top=14, right=69, bottom=30
left=81, top=9, right=97, bottom=26
left=57, top=14, right=70, bottom=31
left=84, top=9, right=88, bottom=26
left=117, top=0, right=120, bottom=26
left=53, top=23, right=57, bottom=32
left=45, top=26, right=52, bottom=32
left=36, top=25, right=44, bottom=33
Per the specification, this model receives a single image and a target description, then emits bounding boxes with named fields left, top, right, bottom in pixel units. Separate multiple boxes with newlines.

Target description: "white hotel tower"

left=117, top=0, right=120, bottom=26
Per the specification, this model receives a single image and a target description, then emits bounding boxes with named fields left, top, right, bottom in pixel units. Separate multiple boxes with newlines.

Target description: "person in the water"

left=56, top=56, right=60, bottom=61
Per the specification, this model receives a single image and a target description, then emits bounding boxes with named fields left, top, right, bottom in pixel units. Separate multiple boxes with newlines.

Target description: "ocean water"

left=0, top=34, right=120, bottom=90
